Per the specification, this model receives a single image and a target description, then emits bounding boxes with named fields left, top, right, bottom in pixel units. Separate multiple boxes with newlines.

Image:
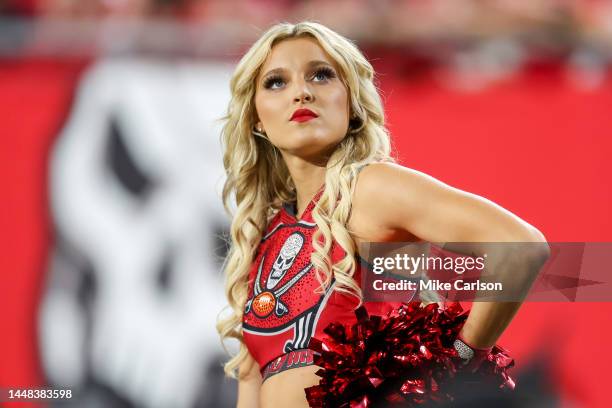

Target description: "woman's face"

left=254, top=36, right=350, bottom=160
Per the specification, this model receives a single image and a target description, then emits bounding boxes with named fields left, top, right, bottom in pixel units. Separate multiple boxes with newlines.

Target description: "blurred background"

left=0, top=0, right=611, bottom=407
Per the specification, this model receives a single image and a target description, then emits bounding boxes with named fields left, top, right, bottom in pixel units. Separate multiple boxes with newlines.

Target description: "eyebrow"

left=260, top=60, right=335, bottom=82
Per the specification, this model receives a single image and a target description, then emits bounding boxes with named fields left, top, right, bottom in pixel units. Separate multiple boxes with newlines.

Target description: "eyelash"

left=263, top=67, right=336, bottom=89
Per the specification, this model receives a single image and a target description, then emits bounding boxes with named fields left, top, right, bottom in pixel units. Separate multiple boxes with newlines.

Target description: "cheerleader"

left=217, top=21, right=549, bottom=408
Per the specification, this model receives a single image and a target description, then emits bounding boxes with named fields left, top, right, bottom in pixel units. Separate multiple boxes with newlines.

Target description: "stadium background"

left=1, top=0, right=611, bottom=407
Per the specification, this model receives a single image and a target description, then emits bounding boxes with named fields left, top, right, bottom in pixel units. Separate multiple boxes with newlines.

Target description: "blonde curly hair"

left=216, top=21, right=394, bottom=378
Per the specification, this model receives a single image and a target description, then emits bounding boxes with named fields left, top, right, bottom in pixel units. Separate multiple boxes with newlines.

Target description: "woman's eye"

left=312, top=67, right=336, bottom=82
left=262, top=67, right=336, bottom=89
left=263, top=76, right=284, bottom=89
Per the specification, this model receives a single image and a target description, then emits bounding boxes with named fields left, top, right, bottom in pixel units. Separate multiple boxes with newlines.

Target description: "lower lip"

left=291, top=115, right=317, bottom=123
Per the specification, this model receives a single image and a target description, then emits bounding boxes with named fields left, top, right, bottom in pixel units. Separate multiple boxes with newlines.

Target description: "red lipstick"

left=290, top=108, right=318, bottom=122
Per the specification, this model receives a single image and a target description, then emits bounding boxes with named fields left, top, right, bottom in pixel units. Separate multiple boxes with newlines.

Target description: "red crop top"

left=242, top=190, right=403, bottom=374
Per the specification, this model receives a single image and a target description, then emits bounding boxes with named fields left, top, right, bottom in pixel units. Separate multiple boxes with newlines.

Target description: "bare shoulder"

left=352, top=161, right=449, bottom=213
left=349, top=162, right=431, bottom=243
left=350, top=161, right=546, bottom=244
left=354, top=162, right=440, bottom=196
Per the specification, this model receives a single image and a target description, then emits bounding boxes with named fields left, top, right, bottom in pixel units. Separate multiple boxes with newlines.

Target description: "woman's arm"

left=352, top=163, right=550, bottom=348
left=236, top=351, right=262, bottom=408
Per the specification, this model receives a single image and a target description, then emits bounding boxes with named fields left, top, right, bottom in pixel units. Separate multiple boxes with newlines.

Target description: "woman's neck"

left=282, top=154, right=327, bottom=217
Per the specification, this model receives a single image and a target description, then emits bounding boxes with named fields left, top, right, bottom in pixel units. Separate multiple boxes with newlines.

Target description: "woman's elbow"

left=515, top=226, right=551, bottom=271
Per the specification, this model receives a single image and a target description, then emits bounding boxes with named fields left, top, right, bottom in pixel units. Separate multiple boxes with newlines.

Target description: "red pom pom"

left=305, top=302, right=515, bottom=407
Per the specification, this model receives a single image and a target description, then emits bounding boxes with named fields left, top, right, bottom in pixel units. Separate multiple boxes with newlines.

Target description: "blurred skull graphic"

left=39, top=59, right=236, bottom=408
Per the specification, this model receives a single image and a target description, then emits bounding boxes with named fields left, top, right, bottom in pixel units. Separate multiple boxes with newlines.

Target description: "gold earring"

left=253, top=125, right=267, bottom=138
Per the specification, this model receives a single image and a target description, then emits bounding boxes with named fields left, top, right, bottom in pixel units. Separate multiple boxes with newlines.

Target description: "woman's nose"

left=293, top=80, right=314, bottom=103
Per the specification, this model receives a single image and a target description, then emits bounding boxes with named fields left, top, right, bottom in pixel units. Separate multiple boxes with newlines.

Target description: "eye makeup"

left=261, top=64, right=338, bottom=90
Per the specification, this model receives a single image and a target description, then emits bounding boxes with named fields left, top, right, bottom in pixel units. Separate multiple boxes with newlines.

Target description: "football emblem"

left=252, top=292, right=276, bottom=317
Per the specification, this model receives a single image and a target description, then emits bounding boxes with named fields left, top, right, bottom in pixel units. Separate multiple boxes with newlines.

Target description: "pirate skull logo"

left=242, top=221, right=337, bottom=353
left=245, top=232, right=310, bottom=319
left=268, top=233, right=304, bottom=289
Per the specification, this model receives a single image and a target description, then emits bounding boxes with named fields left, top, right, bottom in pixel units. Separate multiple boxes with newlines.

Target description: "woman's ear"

left=348, top=115, right=363, bottom=133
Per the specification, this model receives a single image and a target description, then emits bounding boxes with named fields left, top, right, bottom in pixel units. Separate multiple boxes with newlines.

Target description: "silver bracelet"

left=453, top=338, right=475, bottom=361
